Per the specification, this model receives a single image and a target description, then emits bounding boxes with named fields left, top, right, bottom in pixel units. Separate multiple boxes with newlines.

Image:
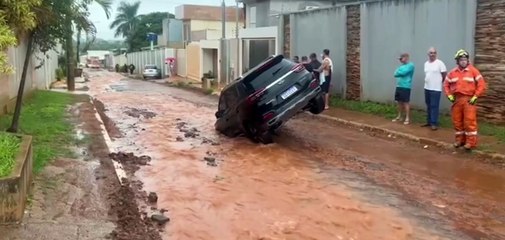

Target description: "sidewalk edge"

left=311, top=113, right=505, bottom=161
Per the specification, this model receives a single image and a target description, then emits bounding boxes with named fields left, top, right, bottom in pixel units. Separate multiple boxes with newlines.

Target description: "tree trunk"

left=66, top=16, right=75, bottom=91
left=7, top=32, right=35, bottom=133
left=76, top=28, right=81, bottom=64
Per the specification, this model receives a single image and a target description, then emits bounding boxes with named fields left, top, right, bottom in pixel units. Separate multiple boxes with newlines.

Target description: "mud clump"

left=124, top=107, right=157, bottom=119
left=176, top=121, right=200, bottom=138
left=202, top=137, right=220, bottom=145
left=109, top=152, right=151, bottom=174
left=93, top=98, right=123, bottom=138
left=204, top=156, right=218, bottom=167
left=109, top=179, right=162, bottom=240
left=148, top=192, right=158, bottom=203
left=151, top=213, right=170, bottom=225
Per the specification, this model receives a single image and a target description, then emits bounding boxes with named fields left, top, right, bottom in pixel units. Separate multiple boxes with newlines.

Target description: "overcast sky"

left=89, top=0, right=240, bottom=40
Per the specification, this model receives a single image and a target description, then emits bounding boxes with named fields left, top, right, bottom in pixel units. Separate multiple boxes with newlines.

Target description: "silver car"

left=142, top=64, right=162, bottom=79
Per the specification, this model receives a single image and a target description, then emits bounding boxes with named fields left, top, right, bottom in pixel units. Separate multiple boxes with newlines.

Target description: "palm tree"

left=64, top=0, right=112, bottom=90
left=109, top=1, right=141, bottom=49
left=76, top=0, right=112, bottom=64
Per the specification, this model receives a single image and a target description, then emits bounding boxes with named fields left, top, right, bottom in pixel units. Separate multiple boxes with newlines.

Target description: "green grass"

left=0, top=90, right=76, bottom=173
left=0, top=133, right=22, bottom=177
left=330, top=96, right=505, bottom=142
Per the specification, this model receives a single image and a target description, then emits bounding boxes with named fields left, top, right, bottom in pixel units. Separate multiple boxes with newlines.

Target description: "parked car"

left=142, top=64, right=162, bottom=79
left=214, top=54, right=325, bottom=144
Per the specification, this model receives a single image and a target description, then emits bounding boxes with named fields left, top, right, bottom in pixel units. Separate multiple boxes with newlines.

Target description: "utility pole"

left=220, top=0, right=227, bottom=87
left=235, top=0, right=240, bottom=81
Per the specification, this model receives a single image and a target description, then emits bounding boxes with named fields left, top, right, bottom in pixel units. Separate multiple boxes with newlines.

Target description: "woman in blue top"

left=392, top=53, right=415, bottom=125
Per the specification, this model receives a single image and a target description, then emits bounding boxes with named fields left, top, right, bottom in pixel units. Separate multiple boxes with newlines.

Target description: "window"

left=183, top=22, right=191, bottom=44
left=249, top=6, right=256, bottom=28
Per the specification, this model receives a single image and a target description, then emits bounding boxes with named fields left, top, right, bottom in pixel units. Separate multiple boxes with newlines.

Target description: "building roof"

left=175, top=4, right=244, bottom=22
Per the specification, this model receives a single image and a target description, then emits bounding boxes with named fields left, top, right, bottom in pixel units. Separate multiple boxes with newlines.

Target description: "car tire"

left=243, top=121, right=274, bottom=144
left=309, top=93, right=325, bottom=115
left=257, top=131, right=274, bottom=144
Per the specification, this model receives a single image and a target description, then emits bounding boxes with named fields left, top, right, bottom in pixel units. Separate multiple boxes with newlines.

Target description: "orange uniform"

left=443, top=64, right=487, bottom=148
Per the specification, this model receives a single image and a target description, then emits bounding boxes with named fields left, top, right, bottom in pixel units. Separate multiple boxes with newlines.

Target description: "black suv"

left=214, top=54, right=325, bottom=144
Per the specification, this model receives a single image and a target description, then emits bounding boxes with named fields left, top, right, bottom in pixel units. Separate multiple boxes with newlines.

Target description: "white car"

left=142, top=64, right=162, bottom=79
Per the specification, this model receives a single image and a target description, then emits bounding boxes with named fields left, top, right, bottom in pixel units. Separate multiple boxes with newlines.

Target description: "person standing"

left=422, top=47, right=447, bottom=130
left=309, top=53, right=321, bottom=81
left=300, top=56, right=313, bottom=72
left=316, top=49, right=333, bottom=110
left=392, top=53, right=415, bottom=125
left=293, top=56, right=300, bottom=63
left=444, top=49, right=487, bottom=151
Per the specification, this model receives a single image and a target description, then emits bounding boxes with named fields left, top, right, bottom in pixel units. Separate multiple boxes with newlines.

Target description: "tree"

left=0, top=0, right=40, bottom=74
left=76, top=0, right=112, bottom=64
left=5, top=0, right=110, bottom=132
left=82, top=38, right=126, bottom=51
left=128, top=12, right=174, bottom=52
left=109, top=1, right=141, bottom=50
left=64, top=0, right=111, bottom=91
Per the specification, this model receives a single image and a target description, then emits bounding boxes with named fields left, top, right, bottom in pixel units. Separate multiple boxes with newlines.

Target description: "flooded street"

left=87, top=71, right=505, bottom=240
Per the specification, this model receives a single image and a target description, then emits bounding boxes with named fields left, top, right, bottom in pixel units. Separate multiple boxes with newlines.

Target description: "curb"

left=88, top=96, right=128, bottom=185
left=310, top=113, right=505, bottom=162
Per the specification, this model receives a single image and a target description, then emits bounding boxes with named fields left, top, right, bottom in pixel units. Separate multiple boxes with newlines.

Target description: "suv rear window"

left=145, top=65, right=157, bottom=69
left=242, top=55, right=290, bottom=92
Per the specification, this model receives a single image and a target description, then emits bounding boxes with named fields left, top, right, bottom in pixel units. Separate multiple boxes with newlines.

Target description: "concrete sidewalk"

left=319, top=108, right=505, bottom=158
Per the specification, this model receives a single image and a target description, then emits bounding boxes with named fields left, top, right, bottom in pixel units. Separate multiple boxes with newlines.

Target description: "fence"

left=291, top=7, right=347, bottom=97
left=0, top=38, right=59, bottom=114
left=288, top=0, right=477, bottom=111
left=113, top=48, right=189, bottom=78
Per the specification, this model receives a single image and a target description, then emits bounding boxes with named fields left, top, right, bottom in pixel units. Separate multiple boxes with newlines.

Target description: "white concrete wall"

left=0, top=38, right=60, bottom=112
left=176, top=49, right=187, bottom=77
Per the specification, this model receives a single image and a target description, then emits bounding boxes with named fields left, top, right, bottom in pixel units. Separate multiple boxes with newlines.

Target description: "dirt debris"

left=124, top=107, right=157, bottom=119
left=93, top=98, right=123, bottom=138
left=108, top=178, right=162, bottom=240
left=148, top=192, right=158, bottom=203
left=109, top=152, right=151, bottom=173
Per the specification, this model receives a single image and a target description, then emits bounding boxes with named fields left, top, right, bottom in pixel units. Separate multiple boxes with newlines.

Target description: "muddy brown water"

left=88, top=71, right=505, bottom=240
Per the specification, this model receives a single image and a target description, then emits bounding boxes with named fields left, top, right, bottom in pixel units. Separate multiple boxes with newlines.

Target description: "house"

left=239, top=0, right=334, bottom=72
left=173, top=4, right=244, bottom=83
left=157, top=18, right=184, bottom=49
left=175, top=4, right=245, bottom=45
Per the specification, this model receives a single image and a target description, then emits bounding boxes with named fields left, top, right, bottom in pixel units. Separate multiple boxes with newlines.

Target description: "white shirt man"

left=423, top=47, right=447, bottom=130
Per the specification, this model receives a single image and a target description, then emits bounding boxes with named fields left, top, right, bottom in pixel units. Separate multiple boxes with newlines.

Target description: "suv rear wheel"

left=243, top=121, right=274, bottom=144
left=309, top=93, right=325, bottom=114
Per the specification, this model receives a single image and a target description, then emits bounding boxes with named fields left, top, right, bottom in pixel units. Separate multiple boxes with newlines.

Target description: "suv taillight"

left=291, top=64, right=305, bottom=73
left=246, top=88, right=266, bottom=105
left=263, top=111, right=275, bottom=121
left=309, top=79, right=319, bottom=89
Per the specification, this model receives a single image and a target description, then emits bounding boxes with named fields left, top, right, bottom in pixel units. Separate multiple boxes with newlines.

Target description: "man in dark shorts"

left=316, top=49, right=333, bottom=110
left=392, top=53, right=415, bottom=125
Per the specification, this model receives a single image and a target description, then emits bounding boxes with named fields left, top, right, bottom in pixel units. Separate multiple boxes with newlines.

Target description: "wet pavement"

left=87, top=70, right=505, bottom=240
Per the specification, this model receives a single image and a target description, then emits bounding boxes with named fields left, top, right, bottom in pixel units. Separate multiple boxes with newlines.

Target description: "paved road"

left=88, top=70, right=505, bottom=240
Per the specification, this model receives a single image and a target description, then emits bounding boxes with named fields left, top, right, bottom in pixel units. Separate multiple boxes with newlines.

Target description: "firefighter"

left=443, top=49, right=487, bottom=151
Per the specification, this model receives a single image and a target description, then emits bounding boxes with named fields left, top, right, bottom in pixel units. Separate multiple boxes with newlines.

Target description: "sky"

left=89, top=0, right=240, bottom=40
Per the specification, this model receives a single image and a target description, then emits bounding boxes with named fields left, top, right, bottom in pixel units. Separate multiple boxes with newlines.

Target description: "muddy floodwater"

left=87, top=71, right=505, bottom=240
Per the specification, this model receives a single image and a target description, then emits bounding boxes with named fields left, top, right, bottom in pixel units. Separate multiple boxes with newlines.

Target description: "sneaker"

left=392, top=116, right=402, bottom=122
left=431, top=126, right=438, bottom=131
left=421, top=123, right=430, bottom=127
left=453, top=142, right=463, bottom=148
